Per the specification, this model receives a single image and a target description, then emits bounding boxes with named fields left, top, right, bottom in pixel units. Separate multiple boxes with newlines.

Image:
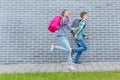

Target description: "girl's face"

left=63, top=11, right=70, bottom=17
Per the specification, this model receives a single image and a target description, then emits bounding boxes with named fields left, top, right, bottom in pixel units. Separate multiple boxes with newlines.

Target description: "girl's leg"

left=58, top=37, right=72, bottom=64
left=51, top=37, right=74, bottom=70
left=54, top=44, right=68, bottom=52
left=50, top=37, right=68, bottom=52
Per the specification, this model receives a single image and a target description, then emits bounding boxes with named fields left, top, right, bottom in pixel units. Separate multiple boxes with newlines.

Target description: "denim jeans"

left=54, top=36, right=72, bottom=64
left=73, top=38, right=88, bottom=62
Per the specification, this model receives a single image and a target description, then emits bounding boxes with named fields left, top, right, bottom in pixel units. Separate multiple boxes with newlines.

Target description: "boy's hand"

left=76, top=28, right=80, bottom=30
left=74, top=34, right=77, bottom=39
left=85, top=36, right=90, bottom=40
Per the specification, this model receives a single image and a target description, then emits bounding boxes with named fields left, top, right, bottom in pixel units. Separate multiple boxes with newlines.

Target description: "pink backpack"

left=48, top=16, right=62, bottom=33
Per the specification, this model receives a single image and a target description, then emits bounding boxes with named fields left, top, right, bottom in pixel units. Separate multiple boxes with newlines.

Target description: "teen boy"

left=72, top=11, right=88, bottom=64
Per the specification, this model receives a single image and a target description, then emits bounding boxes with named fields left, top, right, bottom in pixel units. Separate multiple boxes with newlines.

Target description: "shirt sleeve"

left=61, top=17, right=72, bottom=30
left=76, top=21, right=85, bottom=35
left=66, top=23, right=72, bottom=30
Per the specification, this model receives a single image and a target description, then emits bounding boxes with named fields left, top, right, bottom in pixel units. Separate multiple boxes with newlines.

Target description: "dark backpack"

left=71, top=18, right=81, bottom=28
left=71, top=19, right=81, bottom=36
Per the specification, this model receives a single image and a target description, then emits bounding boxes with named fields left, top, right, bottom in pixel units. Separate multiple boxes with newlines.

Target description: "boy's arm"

left=75, top=21, right=85, bottom=35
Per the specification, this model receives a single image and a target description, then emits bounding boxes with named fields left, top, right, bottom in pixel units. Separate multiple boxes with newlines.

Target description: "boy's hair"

left=80, top=11, right=87, bottom=18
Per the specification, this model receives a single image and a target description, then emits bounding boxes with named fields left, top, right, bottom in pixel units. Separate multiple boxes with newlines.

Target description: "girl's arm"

left=61, top=17, right=72, bottom=30
left=61, top=17, right=79, bottom=31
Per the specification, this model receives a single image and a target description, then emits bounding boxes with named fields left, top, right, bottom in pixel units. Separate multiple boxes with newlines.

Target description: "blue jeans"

left=54, top=36, right=72, bottom=64
left=73, top=38, right=88, bottom=62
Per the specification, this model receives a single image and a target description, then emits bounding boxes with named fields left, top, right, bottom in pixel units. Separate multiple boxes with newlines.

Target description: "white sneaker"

left=51, top=43, right=56, bottom=52
left=67, top=64, right=75, bottom=71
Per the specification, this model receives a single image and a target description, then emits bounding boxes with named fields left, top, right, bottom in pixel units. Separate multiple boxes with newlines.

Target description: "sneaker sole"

left=67, top=65, right=75, bottom=71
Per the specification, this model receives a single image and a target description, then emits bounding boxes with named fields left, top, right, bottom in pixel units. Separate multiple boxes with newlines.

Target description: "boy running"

left=72, top=11, right=88, bottom=64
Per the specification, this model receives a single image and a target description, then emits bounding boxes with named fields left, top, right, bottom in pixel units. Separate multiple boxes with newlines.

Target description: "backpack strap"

left=59, top=16, right=68, bottom=28
left=76, top=20, right=85, bottom=35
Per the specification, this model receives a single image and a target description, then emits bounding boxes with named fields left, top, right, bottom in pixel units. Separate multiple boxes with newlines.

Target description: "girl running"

left=51, top=10, right=76, bottom=70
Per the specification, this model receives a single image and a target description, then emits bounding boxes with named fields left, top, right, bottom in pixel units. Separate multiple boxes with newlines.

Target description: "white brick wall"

left=0, top=0, right=120, bottom=64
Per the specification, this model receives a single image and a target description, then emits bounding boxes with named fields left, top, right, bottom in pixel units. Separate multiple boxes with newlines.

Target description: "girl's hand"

left=71, top=28, right=80, bottom=31
left=85, top=36, right=90, bottom=40
left=71, top=28, right=75, bottom=31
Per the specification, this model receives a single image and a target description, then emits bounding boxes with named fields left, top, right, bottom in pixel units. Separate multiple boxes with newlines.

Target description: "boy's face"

left=83, top=14, right=88, bottom=20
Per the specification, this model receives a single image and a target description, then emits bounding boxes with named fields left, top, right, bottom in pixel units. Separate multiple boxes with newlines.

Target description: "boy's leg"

left=73, top=38, right=88, bottom=53
left=74, top=51, right=82, bottom=63
left=74, top=42, right=82, bottom=62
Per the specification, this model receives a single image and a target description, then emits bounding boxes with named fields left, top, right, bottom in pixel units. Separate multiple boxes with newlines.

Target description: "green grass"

left=0, top=71, right=120, bottom=80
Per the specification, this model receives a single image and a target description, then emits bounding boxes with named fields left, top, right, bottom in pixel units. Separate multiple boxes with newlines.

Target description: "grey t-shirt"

left=57, top=17, right=71, bottom=37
